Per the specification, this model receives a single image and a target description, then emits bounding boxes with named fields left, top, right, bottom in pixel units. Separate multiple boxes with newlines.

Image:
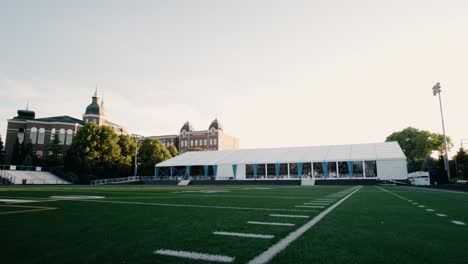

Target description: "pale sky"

left=1, top=0, right=467, bottom=156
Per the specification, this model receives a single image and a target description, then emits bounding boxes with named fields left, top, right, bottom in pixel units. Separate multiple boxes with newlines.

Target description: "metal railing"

left=92, top=176, right=156, bottom=185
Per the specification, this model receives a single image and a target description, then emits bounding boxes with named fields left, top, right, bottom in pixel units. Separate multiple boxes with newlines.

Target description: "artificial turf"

left=0, top=185, right=467, bottom=264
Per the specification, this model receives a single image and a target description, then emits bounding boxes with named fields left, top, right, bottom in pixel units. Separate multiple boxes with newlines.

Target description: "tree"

left=64, top=124, right=121, bottom=182
left=44, top=137, right=64, bottom=167
left=11, top=138, right=21, bottom=165
left=0, top=135, right=5, bottom=165
left=385, top=127, right=453, bottom=172
left=117, top=134, right=137, bottom=176
left=167, top=144, right=179, bottom=157
left=186, top=147, right=206, bottom=152
left=20, top=139, right=34, bottom=167
left=454, top=148, right=468, bottom=180
left=138, top=138, right=172, bottom=176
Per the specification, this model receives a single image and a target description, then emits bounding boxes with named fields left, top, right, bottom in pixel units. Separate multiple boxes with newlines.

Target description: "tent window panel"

left=289, top=163, right=298, bottom=177
left=353, top=161, right=364, bottom=177
left=303, top=163, right=312, bottom=177
left=266, top=164, right=276, bottom=178
left=313, top=163, right=323, bottom=177
left=246, top=164, right=254, bottom=179
left=365, top=161, right=377, bottom=177
left=338, top=162, right=349, bottom=177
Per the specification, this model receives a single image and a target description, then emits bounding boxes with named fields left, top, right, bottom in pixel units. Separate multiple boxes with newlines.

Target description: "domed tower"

left=180, top=121, right=194, bottom=135
left=209, top=118, right=223, bottom=132
left=83, top=89, right=105, bottom=125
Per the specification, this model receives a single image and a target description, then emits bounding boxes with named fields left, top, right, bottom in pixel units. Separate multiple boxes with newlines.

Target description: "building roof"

left=209, top=118, right=223, bottom=130
left=34, top=116, right=84, bottom=125
left=13, top=109, right=36, bottom=120
left=84, top=92, right=104, bottom=116
left=180, top=121, right=194, bottom=132
left=156, top=142, right=406, bottom=167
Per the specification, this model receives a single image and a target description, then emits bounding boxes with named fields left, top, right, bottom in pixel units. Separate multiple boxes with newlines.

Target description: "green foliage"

left=20, top=140, right=34, bottom=167
left=138, top=138, right=172, bottom=176
left=43, top=137, right=64, bottom=167
left=167, top=144, right=179, bottom=157
left=117, top=134, right=137, bottom=175
left=0, top=135, right=5, bottom=165
left=186, top=147, right=206, bottom=152
left=454, top=148, right=468, bottom=180
left=11, top=138, right=21, bottom=165
left=385, top=127, right=453, bottom=172
left=65, top=124, right=122, bottom=182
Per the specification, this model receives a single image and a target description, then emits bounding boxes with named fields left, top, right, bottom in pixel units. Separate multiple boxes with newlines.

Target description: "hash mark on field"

left=436, top=214, right=447, bottom=217
left=426, top=209, right=435, bottom=212
left=452, top=221, right=466, bottom=225
left=154, top=249, right=234, bottom=263
left=269, top=214, right=309, bottom=218
left=418, top=205, right=425, bottom=208
left=248, top=221, right=295, bottom=227
left=413, top=203, right=418, bottom=205
left=213, top=231, right=274, bottom=239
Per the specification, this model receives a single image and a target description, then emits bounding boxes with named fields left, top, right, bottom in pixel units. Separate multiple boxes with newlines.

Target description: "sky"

left=1, top=0, right=467, bottom=156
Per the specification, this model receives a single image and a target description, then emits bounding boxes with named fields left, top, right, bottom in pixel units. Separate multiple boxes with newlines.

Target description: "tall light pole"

left=132, top=134, right=143, bottom=177
left=432, top=82, right=451, bottom=182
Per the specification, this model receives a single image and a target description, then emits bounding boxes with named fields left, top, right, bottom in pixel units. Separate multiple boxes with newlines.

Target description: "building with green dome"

left=149, top=118, right=239, bottom=154
left=3, top=90, right=126, bottom=164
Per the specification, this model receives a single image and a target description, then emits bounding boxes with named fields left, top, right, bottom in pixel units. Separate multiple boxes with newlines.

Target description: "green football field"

left=1, top=185, right=467, bottom=264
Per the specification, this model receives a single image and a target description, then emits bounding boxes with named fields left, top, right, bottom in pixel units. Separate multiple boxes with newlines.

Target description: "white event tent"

left=155, top=142, right=407, bottom=181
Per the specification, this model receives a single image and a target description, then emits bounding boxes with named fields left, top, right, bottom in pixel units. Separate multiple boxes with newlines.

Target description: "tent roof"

left=156, top=142, right=406, bottom=167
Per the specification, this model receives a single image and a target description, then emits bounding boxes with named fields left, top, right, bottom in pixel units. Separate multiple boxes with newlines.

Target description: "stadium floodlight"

left=132, top=134, right=144, bottom=177
left=432, top=82, right=451, bottom=182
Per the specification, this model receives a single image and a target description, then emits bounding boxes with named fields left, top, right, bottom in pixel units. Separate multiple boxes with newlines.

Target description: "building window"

left=18, top=128, right=25, bottom=144
left=209, top=139, right=213, bottom=145
left=38, top=128, right=45, bottom=144
left=204, top=139, right=207, bottom=146
left=66, top=129, right=73, bottom=145
left=59, top=129, right=65, bottom=145
left=50, top=128, right=56, bottom=140
left=214, top=139, right=217, bottom=145
left=30, top=127, right=38, bottom=144
left=190, top=140, right=193, bottom=146
left=195, top=140, right=198, bottom=146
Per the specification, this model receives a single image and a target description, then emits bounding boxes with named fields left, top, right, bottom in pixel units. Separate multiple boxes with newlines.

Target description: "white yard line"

left=78, top=200, right=315, bottom=212
left=418, top=205, right=425, bottom=208
left=452, top=221, right=466, bottom=225
left=375, top=186, right=409, bottom=201
left=247, top=221, right=295, bottom=227
left=154, top=249, right=234, bottom=263
left=269, top=214, right=309, bottom=218
left=436, top=214, right=447, bottom=217
left=305, top=202, right=329, bottom=205
left=247, top=186, right=362, bottom=264
left=426, top=209, right=435, bottom=212
left=213, top=231, right=274, bottom=239
left=295, top=205, right=324, bottom=209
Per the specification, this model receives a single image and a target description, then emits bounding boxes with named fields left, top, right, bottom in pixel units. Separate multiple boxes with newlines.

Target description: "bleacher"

left=2, top=170, right=71, bottom=184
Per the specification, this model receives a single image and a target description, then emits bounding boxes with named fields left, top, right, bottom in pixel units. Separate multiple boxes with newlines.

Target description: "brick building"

left=4, top=90, right=126, bottom=164
left=149, top=119, right=239, bottom=153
